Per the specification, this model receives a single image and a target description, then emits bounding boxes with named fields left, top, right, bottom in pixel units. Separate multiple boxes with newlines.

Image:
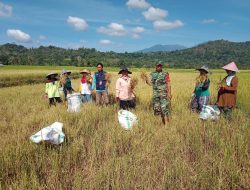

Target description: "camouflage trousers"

left=153, top=96, right=170, bottom=116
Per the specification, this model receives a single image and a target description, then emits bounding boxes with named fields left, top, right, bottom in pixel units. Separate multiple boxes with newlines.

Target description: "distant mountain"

left=163, top=39, right=250, bottom=68
left=137, top=44, right=187, bottom=53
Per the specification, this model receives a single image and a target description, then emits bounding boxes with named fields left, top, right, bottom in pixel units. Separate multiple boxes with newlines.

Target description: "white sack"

left=118, top=110, right=138, bottom=130
left=30, top=122, right=65, bottom=145
left=199, top=105, right=220, bottom=120
left=67, top=93, right=81, bottom=112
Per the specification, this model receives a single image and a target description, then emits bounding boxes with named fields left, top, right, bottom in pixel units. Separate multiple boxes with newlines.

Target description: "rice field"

left=0, top=66, right=249, bottom=189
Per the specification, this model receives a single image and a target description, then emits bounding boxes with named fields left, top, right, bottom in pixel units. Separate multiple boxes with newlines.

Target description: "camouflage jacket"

left=150, top=71, right=169, bottom=97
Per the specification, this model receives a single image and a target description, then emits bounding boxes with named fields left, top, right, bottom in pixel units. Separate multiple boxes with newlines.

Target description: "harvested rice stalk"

left=140, top=71, right=150, bottom=85
left=105, top=73, right=112, bottom=82
left=129, top=77, right=138, bottom=90
left=105, top=73, right=112, bottom=88
left=60, top=75, right=66, bottom=86
left=86, top=74, right=93, bottom=83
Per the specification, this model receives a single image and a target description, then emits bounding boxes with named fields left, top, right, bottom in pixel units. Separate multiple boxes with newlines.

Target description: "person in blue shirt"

left=92, top=63, right=111, bottom=106
left=190, top=65, right=210, bottom=112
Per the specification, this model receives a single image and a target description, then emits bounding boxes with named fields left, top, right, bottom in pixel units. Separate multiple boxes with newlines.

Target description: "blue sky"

left=0, top=0, right=249, bottom=52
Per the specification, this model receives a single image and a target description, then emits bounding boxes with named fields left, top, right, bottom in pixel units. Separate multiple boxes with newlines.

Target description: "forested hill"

left=137, top=44, right=186, bottom=53
left=0, top=40, right=250, bottom=69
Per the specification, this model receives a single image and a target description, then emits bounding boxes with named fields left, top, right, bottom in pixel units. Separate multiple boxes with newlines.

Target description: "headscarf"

left=81, top=76, right=87, bottom=84
left=225, top=71, right=236, bottom=86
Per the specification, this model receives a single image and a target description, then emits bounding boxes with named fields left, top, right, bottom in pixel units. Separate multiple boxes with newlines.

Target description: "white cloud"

left=99, top=39, right=112, bottom=45
left=126, top=0, right=150, bottom=9
left=132, top=33, right=140, bottom=39
left=143, top=7, right=168, bottom=21
left=0, top=2, right=12, bottom=17
left=35, top=35, right=47, bottom=45
left=97, top=23, right=127, bottom=36
left=6, top=29, right=31, bottom=43
left=79, top=39, right=86, bottom=44
left=153, top=20, right=184, bottom=30
left=202, top=19, right=216, bottom=24
left=39, top=35, right=47, bottom=40
left=131, top=26, right=145, bottom=39
left=132, top=26, right=145, bottom=33
left=67, top=16, right=88, bottom=31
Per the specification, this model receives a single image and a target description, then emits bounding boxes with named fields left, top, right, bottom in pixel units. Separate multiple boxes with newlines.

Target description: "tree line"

left=0, top=39, right=249, bottom=69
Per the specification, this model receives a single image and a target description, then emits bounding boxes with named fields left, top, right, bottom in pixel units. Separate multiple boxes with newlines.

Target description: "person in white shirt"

left=79, top=69, right=93, bottom=103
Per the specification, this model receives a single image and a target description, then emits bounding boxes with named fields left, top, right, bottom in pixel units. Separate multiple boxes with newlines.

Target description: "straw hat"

left=118, top=66, right=132, bottom=74
left=80, top=69, right=91, bottom=74
left=46, top=72, right=58, bottom=78
left=222, top=62, right=239, bottom=72
left=61, top=69, right=71, bottom=75
left=196, top=65, right=209, bottom=73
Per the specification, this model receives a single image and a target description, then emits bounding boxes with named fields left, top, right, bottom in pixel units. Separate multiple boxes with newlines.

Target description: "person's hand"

left=44, top=94, right=48, bottom=99
left=220, top=84, right=226, bottom=91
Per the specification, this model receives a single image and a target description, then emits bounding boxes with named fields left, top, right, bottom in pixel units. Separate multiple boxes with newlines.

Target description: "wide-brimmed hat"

left=118, top=66, right=132, bottom=74
left=196, top=65, right=209, bottom=73
left=46, top=72, right=58, bottom=78
left=80, top=69, right=91, bottom=74
left=222, top=62, right=239, bottom=72
left=61, top=69, right=71, bottom=75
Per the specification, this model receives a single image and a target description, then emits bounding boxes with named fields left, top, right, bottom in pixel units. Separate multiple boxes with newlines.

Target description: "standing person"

left=217, top=62, right=239, bottom=119
left=60, top=69, right=74, bottom=100
left=79, top=69, right=93, bottom=103
left=45, top=72, right=62, bottom=106
left=190, top=65, right=210, bottom=112
left=115, top=66, right=136, bottom=110
left=144, top=63, right=172, bottom=124
left=92, top=63, right=110, bottom=106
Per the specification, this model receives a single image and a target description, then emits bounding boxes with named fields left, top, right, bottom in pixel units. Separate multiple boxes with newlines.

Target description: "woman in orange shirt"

left=217, top=62, right=239, bottom=119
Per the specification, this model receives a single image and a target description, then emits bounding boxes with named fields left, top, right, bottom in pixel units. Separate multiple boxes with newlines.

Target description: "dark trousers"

left=119, top=100, right=136, bottom=110
left=49, top=97, right=62, bottom=106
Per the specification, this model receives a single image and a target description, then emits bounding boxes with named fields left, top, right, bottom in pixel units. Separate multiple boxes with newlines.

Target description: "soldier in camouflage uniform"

left=147, top=63, right=172, bottom=124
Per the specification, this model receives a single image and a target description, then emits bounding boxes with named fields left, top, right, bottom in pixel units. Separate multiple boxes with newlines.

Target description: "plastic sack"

left=199, top=105, right=220, bottom=120
left=67, top=93, right=81, bottom=112
left=30, top=122, right=65, bottom=145
left=118, top=110, right=138, bottom=130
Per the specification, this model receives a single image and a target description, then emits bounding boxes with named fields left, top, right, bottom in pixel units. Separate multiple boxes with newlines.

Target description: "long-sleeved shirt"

left=194, top=79, right=210, bottom=97
left=115, top=76, right=135, bottom=100
left=45, top=80, right=60, bottom=98
left=217, top=76, right=238, bottom=108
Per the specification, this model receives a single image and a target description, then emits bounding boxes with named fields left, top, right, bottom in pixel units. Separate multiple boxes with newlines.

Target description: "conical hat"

left=196, top=65, right=209, bottom=73
left=46, top=72, right=58, bottom=78
left=61, top=69, right=71, bottom=75
left=80, top=69, right=91, bottom=74
left=222, top=62, right=239, bottom=72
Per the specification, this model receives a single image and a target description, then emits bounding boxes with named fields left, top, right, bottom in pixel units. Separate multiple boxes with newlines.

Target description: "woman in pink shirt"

left=115, top=67, right=136, bottom=110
